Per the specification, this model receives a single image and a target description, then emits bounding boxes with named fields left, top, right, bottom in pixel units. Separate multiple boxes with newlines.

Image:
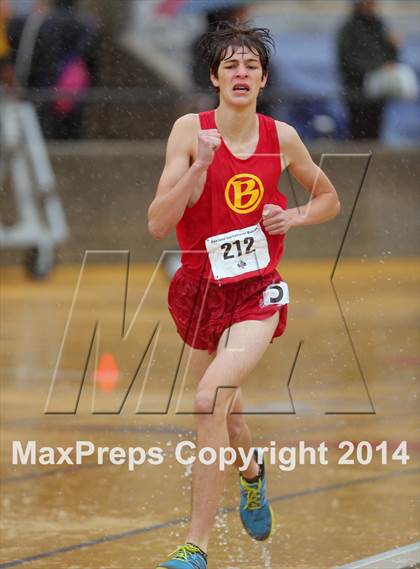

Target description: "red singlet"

left=176, top=110, right=287, bottom=284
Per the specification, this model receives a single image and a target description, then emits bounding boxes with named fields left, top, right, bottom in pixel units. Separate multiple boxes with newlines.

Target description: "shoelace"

left=169, top=544, right=205, bottom=568
left=242, top=479, right=262, bottom=510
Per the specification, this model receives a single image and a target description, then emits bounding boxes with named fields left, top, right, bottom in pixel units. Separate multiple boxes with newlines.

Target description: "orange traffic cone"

left=95, top=352, right=119, bottom=392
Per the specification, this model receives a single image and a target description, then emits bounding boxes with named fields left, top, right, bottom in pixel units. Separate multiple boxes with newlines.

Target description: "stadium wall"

left=2, top=142, right=418, bottom=266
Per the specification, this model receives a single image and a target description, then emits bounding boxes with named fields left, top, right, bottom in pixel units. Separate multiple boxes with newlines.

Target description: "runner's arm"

left=279, top=123, right=341, bottom=228
left=147, top=115, right=207, bottom=240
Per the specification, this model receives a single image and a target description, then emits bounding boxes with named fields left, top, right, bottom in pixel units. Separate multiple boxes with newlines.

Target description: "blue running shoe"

left=239, top=452, right=274, bottom=541
left=156, top=543, right=207, bottom=569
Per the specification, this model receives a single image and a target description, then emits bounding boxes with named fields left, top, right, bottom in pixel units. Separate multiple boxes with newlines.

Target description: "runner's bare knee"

left=194, top=386, right=237, bottom=416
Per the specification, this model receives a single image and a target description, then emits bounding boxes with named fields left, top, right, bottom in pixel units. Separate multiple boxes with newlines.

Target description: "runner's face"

left=211, top=46, right=267, bottom=106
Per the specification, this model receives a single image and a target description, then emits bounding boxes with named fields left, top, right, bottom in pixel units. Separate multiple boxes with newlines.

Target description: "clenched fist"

left=196, top=129, right=222, bottom=168
left=262, top=204, right=293, bottom=235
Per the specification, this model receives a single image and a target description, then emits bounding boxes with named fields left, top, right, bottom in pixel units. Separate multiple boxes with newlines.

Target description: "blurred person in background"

left=191, top=4, right=279, bottom=116
left=7, top=0, right=98, bottom=139
left=337, top=0, right=400, bottom=139
left=0, top=0, right=16, bottom=88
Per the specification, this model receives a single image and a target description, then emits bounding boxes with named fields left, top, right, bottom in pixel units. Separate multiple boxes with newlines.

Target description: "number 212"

left=221, top=237, right=255, bottom=260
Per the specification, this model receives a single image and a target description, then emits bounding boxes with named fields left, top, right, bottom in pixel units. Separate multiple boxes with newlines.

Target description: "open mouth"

left=233, top=84, right=250, bottom=93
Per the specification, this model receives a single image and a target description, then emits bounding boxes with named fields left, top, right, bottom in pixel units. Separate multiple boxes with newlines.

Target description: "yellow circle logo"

left=225, top=173, right=265, bottom=214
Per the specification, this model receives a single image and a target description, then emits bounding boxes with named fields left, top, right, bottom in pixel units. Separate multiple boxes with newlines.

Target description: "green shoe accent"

left=157, top=543, right=207, bottom=569
left=239, top=451, right=274, bottom=541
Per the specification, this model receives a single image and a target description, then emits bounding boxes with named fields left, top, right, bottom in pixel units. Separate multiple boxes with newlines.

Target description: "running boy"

left=148, top=22, right=340, bottom=569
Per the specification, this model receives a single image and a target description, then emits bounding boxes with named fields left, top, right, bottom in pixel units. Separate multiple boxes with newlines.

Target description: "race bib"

left=262, top=282, right=289, bottom=307
left=205, top=223, right=270, bottom=281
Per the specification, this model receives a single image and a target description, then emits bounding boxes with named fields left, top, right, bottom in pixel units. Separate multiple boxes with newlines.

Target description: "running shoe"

left=239, top=451, right=274, bottom=541
left=156, top=543, right=207, bottom=569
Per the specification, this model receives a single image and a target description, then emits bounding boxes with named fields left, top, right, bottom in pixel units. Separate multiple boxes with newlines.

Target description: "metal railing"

left=0, top=96, right=69, bottom=277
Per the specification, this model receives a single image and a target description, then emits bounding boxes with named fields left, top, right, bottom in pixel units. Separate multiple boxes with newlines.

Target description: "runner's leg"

left=184, top=348, right=258, bottom=477
left=227, top=389, right=260, bottom=479
left=186, top=350, right=258, bottom=479
left=186, top=313, right=279, bottom=552
left=183, top=345, right=216, bottom=385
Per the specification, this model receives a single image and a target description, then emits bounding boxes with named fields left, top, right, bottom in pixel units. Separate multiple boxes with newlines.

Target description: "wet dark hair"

left=199, top=21, right=275, bottom=78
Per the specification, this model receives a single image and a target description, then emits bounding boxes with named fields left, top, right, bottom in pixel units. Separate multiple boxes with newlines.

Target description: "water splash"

left=260, top=543, right=273, bottom=569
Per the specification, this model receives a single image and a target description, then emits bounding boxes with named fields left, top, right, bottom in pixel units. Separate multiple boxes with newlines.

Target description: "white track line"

left=336, top=542, right=420, bottom=569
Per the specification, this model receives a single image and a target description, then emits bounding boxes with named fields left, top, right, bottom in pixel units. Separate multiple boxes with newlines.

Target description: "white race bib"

left=205, top=223, right=270, bottom=281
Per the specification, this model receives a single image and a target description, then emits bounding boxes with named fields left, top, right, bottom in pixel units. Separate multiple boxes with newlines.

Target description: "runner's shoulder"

left=274, top=120, right=300, bottom=146
left=173, top=113, right=200, bottom=134
left=168, top=114, right=200, bottom=154
left=274, top=121, right=305, bottom=169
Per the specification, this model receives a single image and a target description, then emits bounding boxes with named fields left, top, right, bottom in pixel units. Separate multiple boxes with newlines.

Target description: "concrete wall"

left=2, top=141, right=419, bottom=266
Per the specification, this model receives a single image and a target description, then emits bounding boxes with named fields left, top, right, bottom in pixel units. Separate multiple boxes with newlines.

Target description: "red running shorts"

left=168, top=266, right=288, bottom=354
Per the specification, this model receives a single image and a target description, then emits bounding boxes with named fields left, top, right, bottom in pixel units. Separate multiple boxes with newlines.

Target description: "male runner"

left=148, top=22, right=340, bottom=569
